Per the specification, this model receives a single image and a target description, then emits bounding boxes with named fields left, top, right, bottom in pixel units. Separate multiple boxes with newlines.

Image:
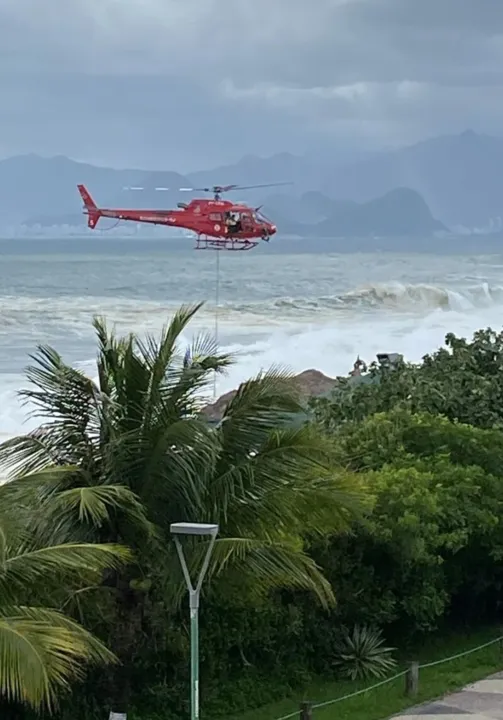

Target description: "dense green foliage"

left=311, top=328, right=503, bottom=429
left=3, top=320, right=503, bottom=719
left=0, top=478, right=130, bottom=711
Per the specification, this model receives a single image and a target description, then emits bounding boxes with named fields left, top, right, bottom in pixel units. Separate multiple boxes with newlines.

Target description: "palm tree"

left=0, top=476, right=132, bottom=713
left=0, top=303, right=363, bottom=719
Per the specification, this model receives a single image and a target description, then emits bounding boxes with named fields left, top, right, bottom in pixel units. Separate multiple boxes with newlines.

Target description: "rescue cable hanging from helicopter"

left=76, top=179, right=292, bottom=397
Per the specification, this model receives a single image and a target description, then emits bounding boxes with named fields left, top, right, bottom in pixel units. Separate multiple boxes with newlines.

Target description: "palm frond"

left=217, top=368, right=305, bottom=455
left=1, top=543, right=132, bottom=604
left=0, top=467, right=120, bottom=546
left=237, top=429, right=362, bottom=531
left=207, top=537, right=334, bottom=607
left=0, top=466, right=81, bottom=507
left=136, top=304, right=204, bottom=417
left=135, top=307, right=233, bottom=428
left=21, top=345, right=97, bottom=425
left=93, top=315, right=134, bottom=399
left=171, top=330, right=234, bottom=403
left=186, top=332, right=234, bottom=373
left=0, top=433, right=73, bottom=477
left=138, top=418, right=217, bottom=515
left=0, top=605, right=117, bottom=710
left=113, top=338, right=153, bottom=432
left=34, top=484, right=155, bottom=538
left=208, top=423, right=363, bottom=535
left=163, top=536, right=334, bottom=610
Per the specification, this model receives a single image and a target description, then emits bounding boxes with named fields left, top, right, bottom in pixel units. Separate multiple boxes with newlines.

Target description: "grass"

left=223, top=626, right=503, bottom=720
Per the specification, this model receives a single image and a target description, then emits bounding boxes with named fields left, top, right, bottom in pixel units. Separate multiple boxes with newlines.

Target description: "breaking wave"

left=230, top=282, right=503, bottom=317
left=1, top=282, right=503, bottom=442
left=335, top=282, right=503, bottom=311
left=1, top=283, right=502, bottom=338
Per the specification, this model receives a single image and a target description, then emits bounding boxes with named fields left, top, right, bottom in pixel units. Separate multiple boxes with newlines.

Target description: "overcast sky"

left=1, top=0, right=502, bottom=171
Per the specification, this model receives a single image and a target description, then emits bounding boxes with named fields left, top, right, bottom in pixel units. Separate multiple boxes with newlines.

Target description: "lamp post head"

left=170, top=522, right=219, bottom=537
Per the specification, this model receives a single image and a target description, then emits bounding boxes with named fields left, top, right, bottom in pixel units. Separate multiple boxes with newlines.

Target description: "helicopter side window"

left=209, top=213, right=223, bottom=221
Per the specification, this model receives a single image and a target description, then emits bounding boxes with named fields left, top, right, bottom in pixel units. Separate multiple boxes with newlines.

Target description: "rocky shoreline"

left=201, top=353, right=401, bottom=422
left=201, top=368, right=339, bottom=422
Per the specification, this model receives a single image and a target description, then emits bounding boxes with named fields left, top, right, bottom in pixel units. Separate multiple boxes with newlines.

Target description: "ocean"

left=1, top=236, right=503, bottom=439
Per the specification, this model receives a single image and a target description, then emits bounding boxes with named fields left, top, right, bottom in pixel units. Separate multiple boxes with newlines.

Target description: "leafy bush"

left=311, top=327, right=503, bottom=430
left=333, top=625, right=396, bottom=681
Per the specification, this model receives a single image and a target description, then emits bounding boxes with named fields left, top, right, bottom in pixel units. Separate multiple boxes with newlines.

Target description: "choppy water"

left=1, top=237, right=503, bottom=438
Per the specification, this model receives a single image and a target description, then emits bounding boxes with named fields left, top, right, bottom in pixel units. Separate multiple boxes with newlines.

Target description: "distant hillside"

left=3, top=132, right=496, bottom=234
left=0, top=154, right=191, bottom=225
left=321, top=187, right=445, bottom=237
left=263, top=188, right=444, bottom=238
left=324, top=130, right=503, bottom=228
left=185, top=130, right=503, bottom=228
left=263, top=190, right=336, bottom=224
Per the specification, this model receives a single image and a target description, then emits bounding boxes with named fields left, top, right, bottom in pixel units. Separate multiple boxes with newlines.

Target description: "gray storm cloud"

left=3, top=0, right=502, bottom=82
left=0, top=0, right=502, bottom=167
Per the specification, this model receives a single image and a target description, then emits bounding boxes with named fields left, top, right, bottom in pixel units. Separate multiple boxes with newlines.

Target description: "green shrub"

left=333, top=626, right=397, bottom=681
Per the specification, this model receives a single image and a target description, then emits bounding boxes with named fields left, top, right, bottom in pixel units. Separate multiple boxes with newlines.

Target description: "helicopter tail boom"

left=77, top=184, right=102, bottom=229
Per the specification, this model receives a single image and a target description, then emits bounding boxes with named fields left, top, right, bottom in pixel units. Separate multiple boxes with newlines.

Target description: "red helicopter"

left=77, top=182, right=290, bottom=251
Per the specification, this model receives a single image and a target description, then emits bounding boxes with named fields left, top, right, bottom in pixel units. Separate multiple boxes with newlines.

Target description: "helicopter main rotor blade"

left=122, top=186, right=171, bottom=191
left=179, top=187, right=213, bottom=192
left=228, top=181, right=293, bottom=191
left=177, top=181, right=291, bottom=193
left=123, top=180, right=293, bottom=195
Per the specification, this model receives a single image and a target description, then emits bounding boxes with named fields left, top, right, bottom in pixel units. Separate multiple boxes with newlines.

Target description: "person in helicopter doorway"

left=225, top=211, right=242, bottom=234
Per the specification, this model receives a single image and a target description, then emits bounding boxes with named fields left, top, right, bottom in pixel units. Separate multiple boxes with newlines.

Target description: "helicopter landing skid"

left=195, top=235, right=258, bottom=251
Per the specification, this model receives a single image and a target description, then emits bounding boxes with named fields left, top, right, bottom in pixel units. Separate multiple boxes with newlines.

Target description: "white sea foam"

left=220, top=288, right=503, bottom=393
left=2, top=279, right=503, bottom=442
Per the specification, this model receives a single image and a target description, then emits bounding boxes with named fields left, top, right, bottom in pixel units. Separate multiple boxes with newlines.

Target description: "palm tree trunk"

left=0, top=700, right=30, bottom=719
left=107, top=579, right=143, bottom=720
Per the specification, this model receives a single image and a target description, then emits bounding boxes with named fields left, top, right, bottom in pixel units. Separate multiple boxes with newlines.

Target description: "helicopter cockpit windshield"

left=254, top=209, right=270, bottom=224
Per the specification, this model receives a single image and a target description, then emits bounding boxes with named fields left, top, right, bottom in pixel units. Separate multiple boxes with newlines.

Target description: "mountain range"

left=1, top=129, right=502, bottom=236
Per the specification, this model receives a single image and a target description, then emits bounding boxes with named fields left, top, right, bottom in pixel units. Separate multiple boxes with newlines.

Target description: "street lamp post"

left=170, top=522, right=219, bottom=720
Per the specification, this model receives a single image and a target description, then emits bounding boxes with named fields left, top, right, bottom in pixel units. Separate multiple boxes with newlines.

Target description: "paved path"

left=393, top=672, right=503, bottom=720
